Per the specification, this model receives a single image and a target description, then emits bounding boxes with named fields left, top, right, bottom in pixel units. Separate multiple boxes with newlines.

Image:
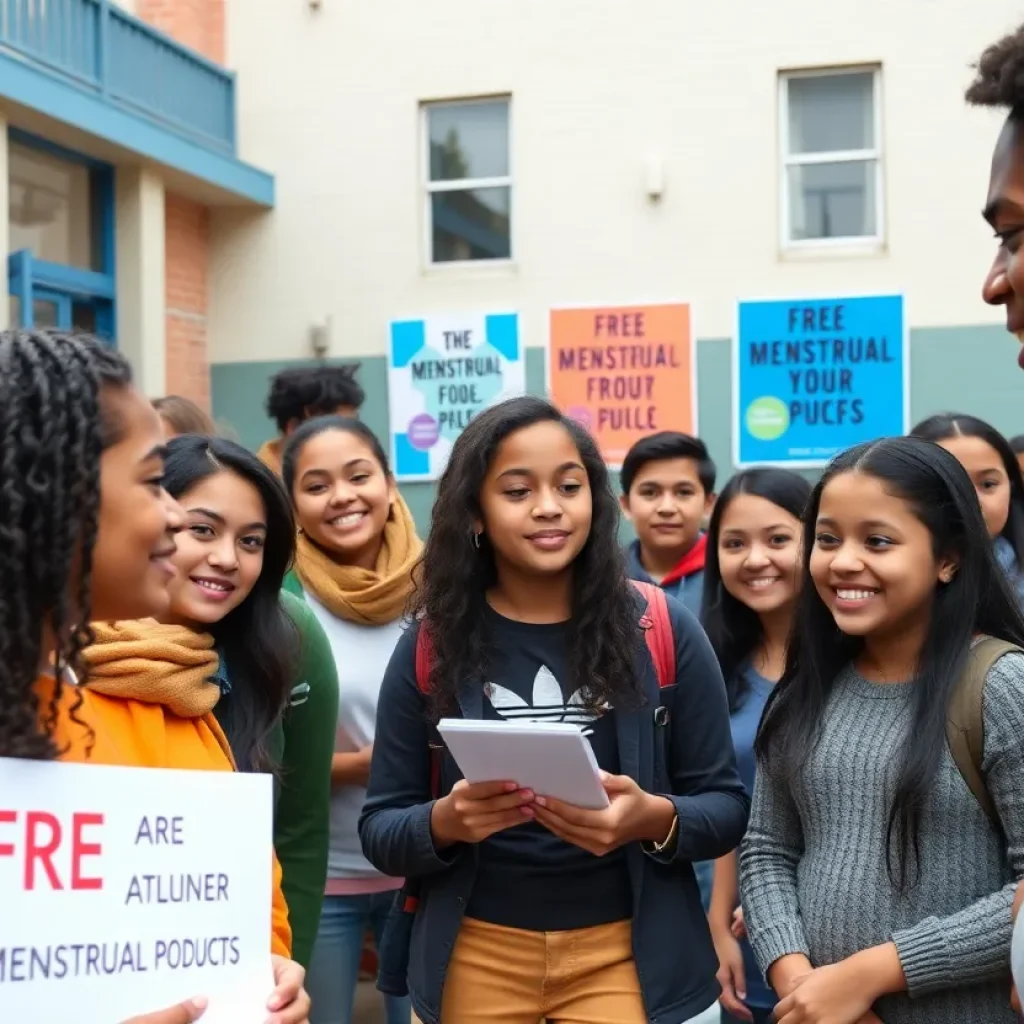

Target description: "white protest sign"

left=0, top=758, right=275, bottom=1023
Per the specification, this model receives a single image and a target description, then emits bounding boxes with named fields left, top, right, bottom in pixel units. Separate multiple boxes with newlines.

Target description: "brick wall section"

left=137, top=0, right=224, bottom=409
left=136, top=0, right=224, bottom=63
left=164, top=194, right=211, bottom=407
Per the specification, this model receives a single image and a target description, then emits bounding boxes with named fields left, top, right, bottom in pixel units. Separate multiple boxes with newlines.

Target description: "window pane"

left=431, top=186, right=511, bottom=262
left=787, top=72, right=874, bottom=155
left=429, top=101, right=509, bottom=182
left=787, top=160, right=877, bottom=241
left=8, top=143, right=102, bottom=271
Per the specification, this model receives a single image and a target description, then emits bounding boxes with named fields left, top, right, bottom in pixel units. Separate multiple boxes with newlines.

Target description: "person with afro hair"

left=971, top=21, right=1024, bottom=371
left=258, top=363, right=365, bottom=475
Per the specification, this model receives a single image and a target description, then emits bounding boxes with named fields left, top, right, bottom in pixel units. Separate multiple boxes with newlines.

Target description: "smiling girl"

left=740, top=436, right=1024, bottom=1024
left=0, top=329, right=309, bottom=1023
left=152, top=434, right=338, bottom=968
left=359, top=396, right=748, bottom=1024
left=700, top=469, right=811, bottom=1024
left=911, top=413, right=1024, bottom=605
left=281, top=416, right=421, bottom=1024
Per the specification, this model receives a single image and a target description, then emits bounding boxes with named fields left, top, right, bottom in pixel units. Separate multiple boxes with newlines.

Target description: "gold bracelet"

left=651, top=813, right=679, bottom=853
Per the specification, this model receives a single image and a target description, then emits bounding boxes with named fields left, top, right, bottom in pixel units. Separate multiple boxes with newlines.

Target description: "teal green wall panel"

left=212, top=324, right=1024, bottom=535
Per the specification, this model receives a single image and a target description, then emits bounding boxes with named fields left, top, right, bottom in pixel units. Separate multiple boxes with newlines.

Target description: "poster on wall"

left=734, top=295, right=908, bottom=468
left=547, top=303, right=695, bottom=468
left=388, top=312, right=525, bottom=481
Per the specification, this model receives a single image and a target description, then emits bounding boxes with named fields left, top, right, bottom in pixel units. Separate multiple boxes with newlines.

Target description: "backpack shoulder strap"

left=414, top=623, right=441, bottom=799
left=414, top=621, right=433, bottom=696
left=946, top=636, right=1020, bottom=827
left=630, top=580, right=676, bottom=688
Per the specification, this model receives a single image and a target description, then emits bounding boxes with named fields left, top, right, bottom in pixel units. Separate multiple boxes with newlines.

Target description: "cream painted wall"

left=210, top=0, right=1020, bottom=365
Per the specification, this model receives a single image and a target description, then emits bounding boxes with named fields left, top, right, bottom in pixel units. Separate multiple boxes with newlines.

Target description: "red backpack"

left=414, top=579, right=676, bottom=800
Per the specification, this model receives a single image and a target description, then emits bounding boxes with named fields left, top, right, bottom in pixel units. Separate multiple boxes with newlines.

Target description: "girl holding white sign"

left=146, top=433, right=338, bottom=971
left=0, top=329, right=311, bottom=1024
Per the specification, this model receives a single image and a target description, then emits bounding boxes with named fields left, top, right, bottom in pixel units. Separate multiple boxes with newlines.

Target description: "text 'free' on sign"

left=0, top=757, right=275, bottom=1023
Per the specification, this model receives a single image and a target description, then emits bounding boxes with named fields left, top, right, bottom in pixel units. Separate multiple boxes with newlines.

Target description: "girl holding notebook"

left=359, top=395, right=748, bottom=1024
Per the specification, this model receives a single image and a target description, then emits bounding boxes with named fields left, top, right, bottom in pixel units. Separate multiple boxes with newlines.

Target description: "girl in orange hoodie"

left=0, top=329, right=309, bottom=1024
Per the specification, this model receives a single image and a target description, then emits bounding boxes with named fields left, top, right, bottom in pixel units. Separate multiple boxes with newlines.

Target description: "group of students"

left=9, top=18, right=1024, bottom=1024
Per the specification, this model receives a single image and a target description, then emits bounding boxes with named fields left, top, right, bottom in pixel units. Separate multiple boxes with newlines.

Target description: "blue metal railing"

left=0, top=0, right=235, bottom=151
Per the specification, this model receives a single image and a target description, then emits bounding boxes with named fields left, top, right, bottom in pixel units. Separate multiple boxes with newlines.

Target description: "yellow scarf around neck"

left=295, top=492, right=423, bottom=626
left=82, top=620, right=222, bottom=718
left=257, top=438, right=284, bottom=477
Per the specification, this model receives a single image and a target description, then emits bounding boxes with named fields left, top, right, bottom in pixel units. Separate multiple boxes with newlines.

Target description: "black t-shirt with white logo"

left=465, top=607, right=633, bottom=931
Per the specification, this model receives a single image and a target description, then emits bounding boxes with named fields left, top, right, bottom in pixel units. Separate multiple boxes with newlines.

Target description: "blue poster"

left=734, top=295, right=907, bottom=467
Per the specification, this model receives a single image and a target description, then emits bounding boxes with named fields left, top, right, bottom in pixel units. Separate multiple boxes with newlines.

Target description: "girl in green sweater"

left=157, top=433, right=339, bottom=967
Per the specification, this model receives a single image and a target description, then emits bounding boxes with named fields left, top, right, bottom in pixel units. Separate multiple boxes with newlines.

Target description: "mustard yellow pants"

left=439, top=917, right=646, bottom=1024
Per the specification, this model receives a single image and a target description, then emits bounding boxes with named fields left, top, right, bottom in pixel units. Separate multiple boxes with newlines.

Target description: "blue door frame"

left=6, top=129, right=116, bottom=340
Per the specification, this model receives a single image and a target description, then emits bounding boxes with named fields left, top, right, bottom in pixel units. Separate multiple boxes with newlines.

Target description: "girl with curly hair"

left=358, top=395, right=748, bottom=1024
left=0, top=329, right=309, bottom=1024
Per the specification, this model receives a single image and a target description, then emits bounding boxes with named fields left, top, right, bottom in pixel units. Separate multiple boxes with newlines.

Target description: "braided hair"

left=0, top=329, right=132, bottom=759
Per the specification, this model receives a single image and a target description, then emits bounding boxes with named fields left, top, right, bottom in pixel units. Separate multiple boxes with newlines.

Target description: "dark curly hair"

left=266, top=364, right=364, bottom=433
left=966, top=22, right=1024, bottom=113
left=0, top=329, right=133, bottom=759
left=162, top=435, right=298, bottom=773
left=415, top=396, right=643, bottom=721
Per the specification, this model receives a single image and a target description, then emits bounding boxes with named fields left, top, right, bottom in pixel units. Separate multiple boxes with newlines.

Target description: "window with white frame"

left=425, top=98, right=511, bottom=264
left=780, top=68, right=882, bottom=247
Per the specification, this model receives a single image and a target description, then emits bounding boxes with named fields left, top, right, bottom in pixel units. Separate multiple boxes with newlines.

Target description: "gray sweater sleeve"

left=890, top=653, right=1024, bottom=996
left=739, top=760, right=810, bottom=973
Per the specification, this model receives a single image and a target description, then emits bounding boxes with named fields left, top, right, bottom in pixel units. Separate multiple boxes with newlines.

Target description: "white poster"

left=388, top=311, right=526, bottom=481
left=0, top=758, right=275, bottom=1023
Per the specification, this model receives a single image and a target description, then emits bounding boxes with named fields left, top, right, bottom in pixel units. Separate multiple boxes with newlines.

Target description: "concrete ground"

left=351, top=981, right=721, bottom=1023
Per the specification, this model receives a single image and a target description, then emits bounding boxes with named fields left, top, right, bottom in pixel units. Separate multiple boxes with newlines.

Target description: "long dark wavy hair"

left=415, top=396, right=643, bottom=720
left=756, top=436, right=1024, bottom=888
left=701, top=468, right=811, bottom=711
left=163, top=435, right=299, bottom=773
left=0, top=330, right=132, bottom=759
left=911, top=412, right=1024, bottom=561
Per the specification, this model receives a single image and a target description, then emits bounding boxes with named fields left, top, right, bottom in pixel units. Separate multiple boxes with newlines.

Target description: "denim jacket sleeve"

left=645, top=598, right=750, bottom=866
left=358, top=623, right=462, bottom=879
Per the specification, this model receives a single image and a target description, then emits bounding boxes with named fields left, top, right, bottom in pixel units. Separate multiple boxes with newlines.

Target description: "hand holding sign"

left=124, top=996, right=208, bottom=1023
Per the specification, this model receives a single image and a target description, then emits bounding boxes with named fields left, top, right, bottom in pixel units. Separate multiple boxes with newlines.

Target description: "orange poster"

left=547, top=303, right=695, bottom=466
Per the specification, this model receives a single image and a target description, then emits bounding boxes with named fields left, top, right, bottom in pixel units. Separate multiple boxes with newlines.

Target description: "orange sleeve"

left=271, top=851, right=293, bottom=957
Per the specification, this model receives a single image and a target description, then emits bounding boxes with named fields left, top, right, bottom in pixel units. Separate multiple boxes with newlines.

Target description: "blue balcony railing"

left=0, top=0, right=235, bottom=151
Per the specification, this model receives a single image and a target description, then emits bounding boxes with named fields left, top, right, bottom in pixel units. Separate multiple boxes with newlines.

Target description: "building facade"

left=9, top=0, right=1023, bottom=530
left=0, top=0, right=271, bottom=405
left=207, top=0, right=1024, bottom=526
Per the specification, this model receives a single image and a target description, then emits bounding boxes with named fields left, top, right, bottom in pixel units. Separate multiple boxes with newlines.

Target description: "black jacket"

left=358, top=593, right=749, bottom=1024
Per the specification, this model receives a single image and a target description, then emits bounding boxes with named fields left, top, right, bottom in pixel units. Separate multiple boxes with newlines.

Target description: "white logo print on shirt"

left=485, top=665, right=607, bottom=733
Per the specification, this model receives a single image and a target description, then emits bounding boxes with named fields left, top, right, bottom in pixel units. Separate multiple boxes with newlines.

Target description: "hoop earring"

left=473, top=532, right=481, bottom=549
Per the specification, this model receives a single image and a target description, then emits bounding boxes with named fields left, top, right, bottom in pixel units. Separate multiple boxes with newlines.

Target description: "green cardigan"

left=214, top=590, right=338, bottom=968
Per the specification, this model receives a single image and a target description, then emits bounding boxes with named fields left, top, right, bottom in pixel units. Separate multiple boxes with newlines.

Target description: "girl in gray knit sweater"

left=739, top=437, right=1024, bottom=1024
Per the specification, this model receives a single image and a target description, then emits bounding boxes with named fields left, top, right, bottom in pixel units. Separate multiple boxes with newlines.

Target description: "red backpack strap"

left=415, top=623, right=442, bottom=799
left=631, top=580, right=676, bottom=688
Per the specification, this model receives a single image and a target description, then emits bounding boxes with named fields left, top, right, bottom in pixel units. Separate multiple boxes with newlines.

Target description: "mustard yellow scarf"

left=82, top=620, right=222, bottom=718
left=295, top=492, right=423, bottom=626
left=257, top=438, right=284, bottom=478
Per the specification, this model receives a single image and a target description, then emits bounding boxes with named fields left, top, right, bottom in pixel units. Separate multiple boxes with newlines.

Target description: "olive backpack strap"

left=946, top=635, right=1020, bottom=828
left=630, top=580, right=676, bottom=687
